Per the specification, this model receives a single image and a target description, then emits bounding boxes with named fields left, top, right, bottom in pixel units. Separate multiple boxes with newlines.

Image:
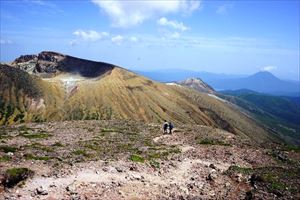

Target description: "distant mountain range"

left=209, top=71, right=300, bottom=96
left=177, top=76, right=300, bottom=145
left=135, top=69, right=245, bottom=83
left=136, top=70, right=300, bottom=97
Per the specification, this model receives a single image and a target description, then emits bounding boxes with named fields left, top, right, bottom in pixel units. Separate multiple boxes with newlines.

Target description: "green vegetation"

left=101, top=128, right=123, bottom=133
left=226, top=165, right=300, bottom=195
left=129, top=154, right=145, bottom=163
left=24, top=142, right=53, bottom=152
left=0, top=145, right=17, bottom=153
left=0, top=155, right=11, bottom=162
left=4, top=167, right=34, bottom=188
left=52, top=142, right=64, bottom=147
left=219, top=90, right=300, bottom=144
left=19, top=131, right=52, bottom=139
left=197, top=138, right=231, bottom=146
left=72, top=149, right=88, bottom=156
left=260, top=167, right=299, bottom=193
left=284, top=145, right=300, bottom=153
left=149, top=159, right=160, bottom=168
left=227, top=165, right=253, bottom=174
left=0, top=64, right=43, bottom=125
left=24, top=153, right=50, bottom=161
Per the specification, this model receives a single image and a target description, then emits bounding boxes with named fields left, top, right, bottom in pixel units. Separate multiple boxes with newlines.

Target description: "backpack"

left=169, top=122, right=174, bottom=130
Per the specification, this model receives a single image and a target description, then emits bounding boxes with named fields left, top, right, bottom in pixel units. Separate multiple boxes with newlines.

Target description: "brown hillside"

left=0, top=52, right=279, bottom=144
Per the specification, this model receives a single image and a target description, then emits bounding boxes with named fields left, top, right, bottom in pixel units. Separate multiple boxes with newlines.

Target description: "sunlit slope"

left=57, top=67, right=275, bottom=143
left=0, top=64, right=65, bottom=124
left=1, top=60, right=277, bottom=143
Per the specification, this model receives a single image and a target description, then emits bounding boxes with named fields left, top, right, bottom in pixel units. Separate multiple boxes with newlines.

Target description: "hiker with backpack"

left=163, top=120, right=169, bottom=134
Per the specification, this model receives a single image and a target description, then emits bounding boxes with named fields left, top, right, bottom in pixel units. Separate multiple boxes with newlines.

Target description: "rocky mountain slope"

left=0, top=120, right=299, bottom=199
left=0, top=51, right=278, bottom=144
left=178, top=77, right=215, bottom=94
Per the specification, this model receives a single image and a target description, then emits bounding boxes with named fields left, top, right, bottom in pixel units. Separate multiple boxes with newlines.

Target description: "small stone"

left=209, top=164, right=216, bottom=169
left=115, top=167, right=123, bottom=173
left=236, top=173, right=243, bottom=182
left=132, top=174, right=141, bottom=180
left=36, top=186, right=48, bottom=195
left=6, top=152, right=14, bottom=156
left=102, top=167, right=108, bottom=172
left=207, top=173, right=217, bottom=181
left=49, top=183, right=56, bottom=188
left=66, top=183, right=77, bottom=194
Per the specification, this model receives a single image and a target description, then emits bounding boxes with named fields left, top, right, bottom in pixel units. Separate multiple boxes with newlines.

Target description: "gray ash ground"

left=0, top=120, right=299, bottom=199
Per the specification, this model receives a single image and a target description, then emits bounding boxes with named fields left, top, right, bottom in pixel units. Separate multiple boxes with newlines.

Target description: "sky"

left=0, top=0, right=299, bottom=80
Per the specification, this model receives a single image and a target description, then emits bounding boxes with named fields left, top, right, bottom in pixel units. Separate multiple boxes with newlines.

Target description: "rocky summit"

left=178, top=77, right=215, bottom=94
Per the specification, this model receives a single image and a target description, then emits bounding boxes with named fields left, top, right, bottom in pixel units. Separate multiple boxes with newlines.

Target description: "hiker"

left=168, top=122, right=174, bottom=134
left=163, top=120, right=169, bottom=134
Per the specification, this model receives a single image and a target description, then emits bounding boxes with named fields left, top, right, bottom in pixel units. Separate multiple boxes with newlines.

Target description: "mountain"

left=218, top=89, right=300, bottom=145
left=135, top=69, right=246, bottom=83
left=0, top=51, right=281, bottom=144
left=177, top=78, right=215, bottom=94
left=207, top=71, right=300, bottom=96
left=136, top=69, right=300, bottom=96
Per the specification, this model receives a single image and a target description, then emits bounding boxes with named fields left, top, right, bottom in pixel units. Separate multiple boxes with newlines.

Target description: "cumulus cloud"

left=73, top=30, right=109, bottom=41
left=260, top=65, right=277, bottom=72
left=158, top=17, right=188, bottom=31
left=91, top=0, right=201, bottom=28
left=111, top=35, right=124, bottom=45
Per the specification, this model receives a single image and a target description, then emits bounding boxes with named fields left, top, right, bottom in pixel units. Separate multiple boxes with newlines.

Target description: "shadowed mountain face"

left=12, top=51, right=115, bottom=78
left=0, top=52, right=282, bottom=144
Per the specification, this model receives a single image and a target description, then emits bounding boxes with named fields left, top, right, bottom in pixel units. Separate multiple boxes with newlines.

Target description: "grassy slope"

left=219, top=90, right=300, bottom=145
left=0, top=64, right=65, bottom=124
left=1, top=65, right=276, bottom=144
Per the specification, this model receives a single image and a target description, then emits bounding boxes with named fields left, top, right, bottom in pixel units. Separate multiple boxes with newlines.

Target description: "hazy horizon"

left=1, top=0, right=299, bottom=80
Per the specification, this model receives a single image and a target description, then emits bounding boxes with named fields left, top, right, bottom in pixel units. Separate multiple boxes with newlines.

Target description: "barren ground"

left=0, top=120, right=299, bottom=199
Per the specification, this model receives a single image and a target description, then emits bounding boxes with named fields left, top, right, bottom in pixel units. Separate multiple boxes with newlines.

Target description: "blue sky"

left=0, top=0, right=299, bottom=80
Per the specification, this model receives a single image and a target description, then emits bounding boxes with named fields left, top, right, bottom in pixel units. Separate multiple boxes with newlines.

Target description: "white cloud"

left=129, top=36, right=138, bottom=42
left=91, top=0, right=201, bottom=28
left=73, top=30, right=109, bottom=41
left=260, top=66, right=277, bottom=72
left=216, top=4, right=233, bottom=15
left=111, top=35, right=124, bottom=45
left=0, top=39, right=13, bottom=45
left=158, top=17, right=188, bottom=31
